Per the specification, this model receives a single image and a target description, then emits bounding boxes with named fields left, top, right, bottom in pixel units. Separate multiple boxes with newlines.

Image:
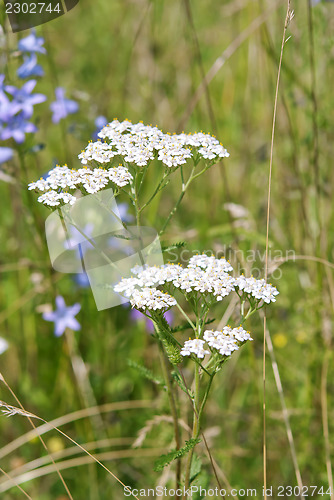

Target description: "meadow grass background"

left=0, top=0, right=334, bottom=498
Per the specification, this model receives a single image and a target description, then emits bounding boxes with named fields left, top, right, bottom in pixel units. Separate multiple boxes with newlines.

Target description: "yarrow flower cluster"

left=78, top=119, right=229, bottom=169
left=114, top=253, right=279, bottom=307
left=28, top=164, right=133, bottom=206
left=130, top=288, right=177, bottom=312
left=180, top=326, right=252, bottom=360
left=180, top=339, right=210, bottom=359
left=235, top=275, right=279, bottom=304
left=114, top=253, right=277, bottom=366
left=28, top=119, right=229, bottom=206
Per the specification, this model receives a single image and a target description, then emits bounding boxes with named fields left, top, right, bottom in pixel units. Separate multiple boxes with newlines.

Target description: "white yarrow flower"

left=130, top=287, right=177, bottom=311
left=180, top=339, right=210, bottom=359
left=29, top=120, right=230, bottom=207
left=204, top=326, right=253, bottom=357
left=235, top=276, right=279, bottom=303
left=37, top=190, right=61, bottom=206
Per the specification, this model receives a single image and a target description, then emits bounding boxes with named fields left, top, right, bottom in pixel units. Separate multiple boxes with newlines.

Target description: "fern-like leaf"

left=127, top=359, right=164, bottom=386
left=161, top=241, right=186, bottom=253
left=153, top=438, right=200, bottom=472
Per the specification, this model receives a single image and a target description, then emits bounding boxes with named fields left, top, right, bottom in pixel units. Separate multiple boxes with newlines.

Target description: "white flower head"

left=130, top=287, right=177, bottom=311
left=180, top=339, right=210, bottom=359
left=37, top=190, right=62, bottom=206
left=29, top=120, right=230, bottom=207
left=235, top=276, right=279, bottom=303
left=188, top=254, right=233, bottom=272
left=204, top=326, right=253, bottom=357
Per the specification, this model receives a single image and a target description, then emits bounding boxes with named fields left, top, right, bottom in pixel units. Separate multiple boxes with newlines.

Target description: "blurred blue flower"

left=5, top=80, right=46, bottom=119
left=0, top=147, right=14, bottom=165
left=73, top=272, right=90, bottom=288
left=43, top=295, right=81, bottom=337
left=18, top=29, right=46, bottom=54
left=92, top=115, right=108, bottom=139
left=65, top=223, right=95, bottom=261
left=0, top=74, right=5, bottom=92
left=117, top=202, right=134, bottom=223
left=0, top=92, right=21, bottom=123
left=0, top=114, right=37, bottom=143
left=17, top=54, right=44, bottom=79
left=50, top=87, right=79, bottom=124
left=130, top=309, right=174, bottom=333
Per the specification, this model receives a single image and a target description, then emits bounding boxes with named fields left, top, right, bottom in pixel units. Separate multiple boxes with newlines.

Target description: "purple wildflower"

left=0, top=114, right=37, bottom=143
left=50, top=87, right=79, bottom=124
left=18, top=30, right=46, bottom=54
left=5, top=80, right=46, bottom=119
left=43, top=295, right=81, bottom=337
left=73, top=272, right=90, bottom=288
left=0, top=92, right=21, bottom=123
left=17, top=54, right=44, bottom=79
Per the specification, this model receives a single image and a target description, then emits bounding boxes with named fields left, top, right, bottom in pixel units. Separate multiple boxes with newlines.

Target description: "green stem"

left=137, top=162, right=150, bottom=195
left=198, top=373, right=215, bottom=421
left=131, top=174, right=145, bottom=266
left=159, top=166, right=195, bottom=237
left=241, top=303, right=265, bottom=324
left=139, top=172, right=169, bottom=213
left=158, top=342, right=182, bottom=495
left=183, top=370, right=215, bottom=496
left=183, top=364, right=200, bottom=495
left=175, top=302, right=197, bottom=332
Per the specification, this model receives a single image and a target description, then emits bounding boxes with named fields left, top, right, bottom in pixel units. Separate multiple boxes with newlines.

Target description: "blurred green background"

left=0, top=0, right=334, bottom=498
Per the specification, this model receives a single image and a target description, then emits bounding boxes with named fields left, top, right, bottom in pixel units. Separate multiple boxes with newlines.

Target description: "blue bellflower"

left=18, top=29, right=46, bottom=54
left=5, top=80, right=46, bottom=119
left=50, top=87, right=79, bottom=123
left=17, top=54, right=44, bottom=79
left=0, top=114, right=37, bottom=143
left=0, top=92, right=21, bottom=123
left=43, top=295, right=81, bottom=337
